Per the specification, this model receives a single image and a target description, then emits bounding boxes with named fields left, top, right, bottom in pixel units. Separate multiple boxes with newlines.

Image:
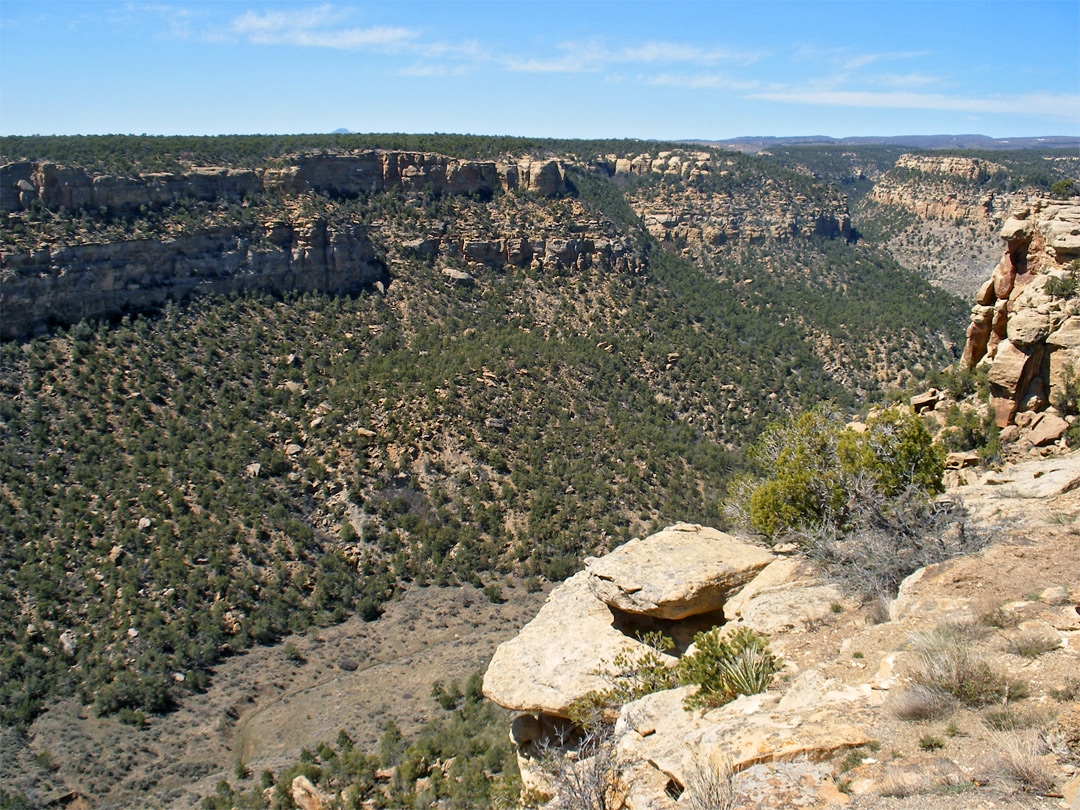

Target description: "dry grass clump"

left=907, top=623, right=1028, bottom=708
left=1004, top=629, right=1060, bottom=659
left=983, top=705, right=1048, bottom=732
left=994, top=731, right=1056, bottom=794
left=889, top=683, right=957, bottom=722
left=681, top=756, right=737, bottom=810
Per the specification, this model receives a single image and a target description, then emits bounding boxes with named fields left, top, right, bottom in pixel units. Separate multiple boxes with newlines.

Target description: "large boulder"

left=615, top=686, right=876, bottom=809
left=482, top=571, right=677, bottom=717
left=723, top=558, right=843, bottom=634
left=585, top=523, right=773, bottom=620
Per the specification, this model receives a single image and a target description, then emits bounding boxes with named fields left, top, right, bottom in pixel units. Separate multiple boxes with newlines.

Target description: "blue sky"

left=2, top=1, right=1078, bottom=139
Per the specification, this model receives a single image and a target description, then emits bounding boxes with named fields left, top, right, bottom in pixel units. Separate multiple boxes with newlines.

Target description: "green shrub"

left=677, top=627, right=781, bottom=710
left=568, top=632, right=678, bottom=728
left=837, top=407, right=944, bottom=496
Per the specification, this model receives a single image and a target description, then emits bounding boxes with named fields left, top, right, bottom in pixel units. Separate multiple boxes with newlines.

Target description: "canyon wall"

left=0, top=152, right=571, bottom=339
left=961, top=200, right=1080, bottom=425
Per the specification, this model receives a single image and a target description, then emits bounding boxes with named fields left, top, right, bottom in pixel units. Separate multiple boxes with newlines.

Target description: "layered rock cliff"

left=1, top=151, right=567, bottom=215
left=611, top=150, right=852, bottom=248
left=0, top=152, right=572, bottom=339
left=868, top=154, right=1010, bottom=224
left=961, top=200, right=1080, bottom=425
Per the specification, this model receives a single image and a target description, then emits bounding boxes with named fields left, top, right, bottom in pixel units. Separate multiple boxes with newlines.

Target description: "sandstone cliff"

left=961, top=200, right=1080, bottom=425
left=0, top=152, right=573, bottom=339
left=610, top=150, right=852, bottom=248
left=1, top=151, right=567, bottom=215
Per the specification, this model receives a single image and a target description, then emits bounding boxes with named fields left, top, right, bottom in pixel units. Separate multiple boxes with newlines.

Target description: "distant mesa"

left=331, top=128, right=354, bottom=134
left=692, top=134, right=1080, bottom=154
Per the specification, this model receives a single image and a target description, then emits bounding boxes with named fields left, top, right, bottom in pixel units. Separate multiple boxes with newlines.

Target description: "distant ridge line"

left=686, top=134, right=1080, bottom=153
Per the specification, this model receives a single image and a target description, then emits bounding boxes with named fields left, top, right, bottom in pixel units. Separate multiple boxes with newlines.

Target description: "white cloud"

left=398, top=64, right=472, bottom=77
left=230, top=5, right=417, bottom=51
left=647, top=72, right=762, bottom=92
left=504, top=38, right=762, bottom=74
left=842, top=50, right=928, bottom=70
left=747, top=89, right=1080, bottom=120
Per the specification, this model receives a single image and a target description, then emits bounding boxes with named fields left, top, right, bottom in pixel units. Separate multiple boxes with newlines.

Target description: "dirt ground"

left=1, top=580, right=547, bottom=809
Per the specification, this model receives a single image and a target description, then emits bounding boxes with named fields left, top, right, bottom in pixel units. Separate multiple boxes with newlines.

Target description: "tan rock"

left=585, top=523, right=772, bottom=620
left=987, top=339, right=1035, bottom=395
left=482, top=571, right=676, bottom=716
left=1007, top=309, right=1052, bottom=345
left=723, top=558, right=842, bottom=633
left=1000, top=217, right=1034, bottom=242
left=1048, top=317, right=1080, bottom=349
left=1029, top=412, right=1069, bottom=446
left=945, top=450, right=980, bottom=470
left=910, top=389, right=940, bottom=413
left=291, top=775, right=332, bottom=810
left=615, top=686, right=875, bottom=808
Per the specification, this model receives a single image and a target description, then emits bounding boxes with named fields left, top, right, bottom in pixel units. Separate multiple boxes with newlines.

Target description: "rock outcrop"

left=1, top=151, right=576, bottom=339
left=868, top=153, right=1010, bottom=224
left=1, top=152, right=568, bottom=216
left=1, top=219, right=385, bottom=340
left=485, top=457, right=1080, bottom=810
left=584, top=523, right=772, bottom=620
left=482, top=570, right=679, bottom=718
left=961, top=200, right=1080, bottom=425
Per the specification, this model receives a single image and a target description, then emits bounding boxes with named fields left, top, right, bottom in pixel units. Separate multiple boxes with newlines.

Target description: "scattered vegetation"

left=1004, top=630, right=1059, bottom=659
left=724, top=404, right=990, bottom=603
left=908, top=622, right=1028, bottom=708
left=681, top=756, right=738, bottom=810
left=201, top=671, right=520, bottom=809
left=994, top=731, right=1056, bottom=794
left=677, top=627, right=781, bottom=711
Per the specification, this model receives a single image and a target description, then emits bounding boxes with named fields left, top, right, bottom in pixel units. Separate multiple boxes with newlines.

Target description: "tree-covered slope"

left=0, top=135, right=969, bottom=727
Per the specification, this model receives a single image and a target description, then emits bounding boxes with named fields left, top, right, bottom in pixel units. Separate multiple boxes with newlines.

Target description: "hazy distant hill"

left=695, top=133, right=1080, bottom=153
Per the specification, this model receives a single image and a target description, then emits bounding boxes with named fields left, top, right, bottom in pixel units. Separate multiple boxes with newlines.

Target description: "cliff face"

left=961, top=200, right=1080, bottom=425
left=1, top=219, right=384, bottom=340
left=613, top=150, right=852, bottom=247
left=1, top=151, right=567, bottom=214
left=0, top=151, right=573, bottom=339
left=868, top=154, right=1010, bottom=224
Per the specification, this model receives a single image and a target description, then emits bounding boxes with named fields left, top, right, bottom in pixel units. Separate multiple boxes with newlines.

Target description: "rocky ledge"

left=484, top=478, right=1080, bottom=809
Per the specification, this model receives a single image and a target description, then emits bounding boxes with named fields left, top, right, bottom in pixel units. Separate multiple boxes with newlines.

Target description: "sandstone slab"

left=585, top=523, right=773, bottom=620
left=1029, top=412, right=1069, bottom=446
left=482, top=571, right=676, bottom=717
left=615, top=685, right=875, bottom=807
left=723, top=558, right=842, bottom=634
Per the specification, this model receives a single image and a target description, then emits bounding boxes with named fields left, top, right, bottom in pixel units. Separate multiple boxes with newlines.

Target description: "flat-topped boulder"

left=585, top=523, right=773, bottom=620
left=482, top=571, right=676, bottom=717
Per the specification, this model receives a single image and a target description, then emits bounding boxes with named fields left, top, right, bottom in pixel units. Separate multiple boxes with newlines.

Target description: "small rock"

left=59, top=630, right=77, bottom=656
left=910, top=389, right=940, bottom=413
left=137, top=517, right=152, bottom=530
left=285, top=443, right=303, bottom=456
left=945, top=451, right=980, bottom=470
left=1040, top=585, right=1070, bottom=605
